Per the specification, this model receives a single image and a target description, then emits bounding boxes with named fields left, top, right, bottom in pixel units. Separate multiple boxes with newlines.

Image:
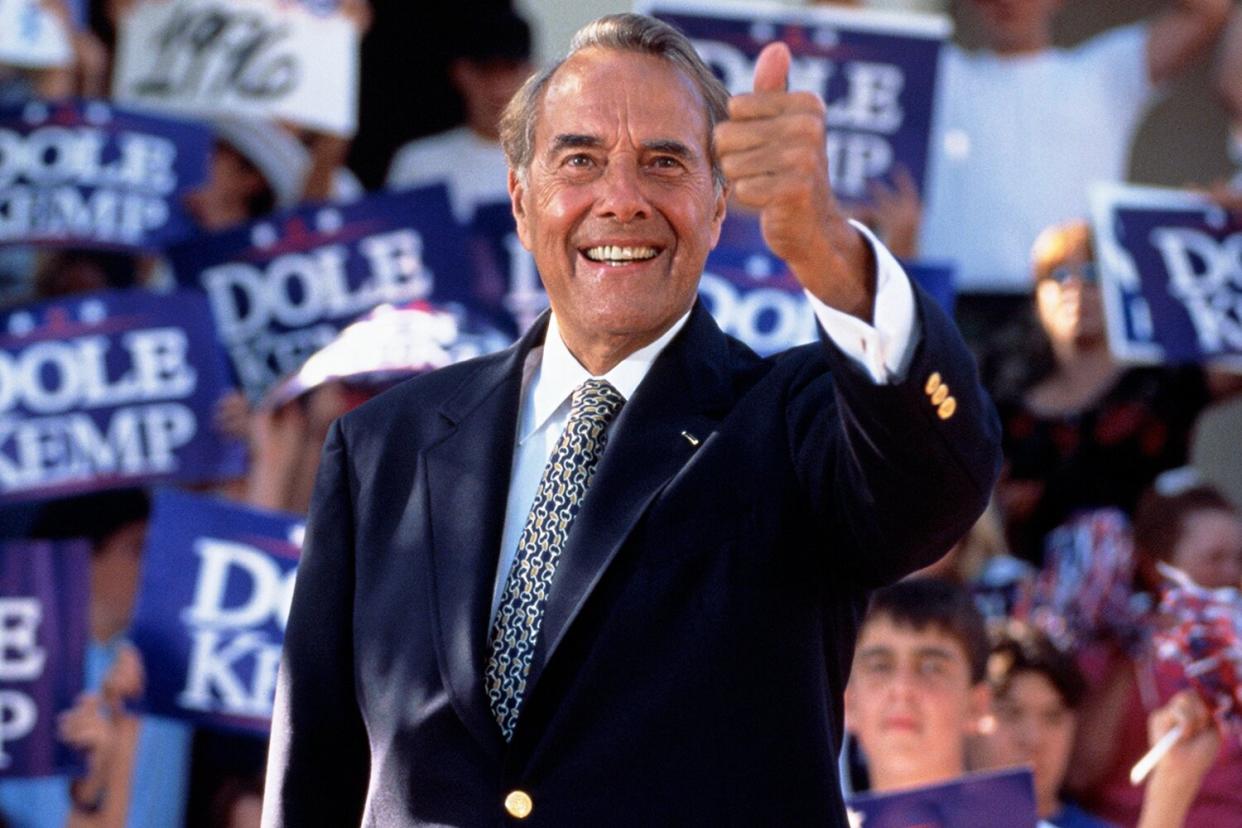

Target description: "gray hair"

left=499, top=14, right=731, bottom=188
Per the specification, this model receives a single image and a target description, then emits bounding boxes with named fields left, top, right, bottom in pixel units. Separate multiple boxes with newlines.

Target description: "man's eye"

left=651, top=156, right=682, bottom=170
left=565, top=154, right=594, bottom=168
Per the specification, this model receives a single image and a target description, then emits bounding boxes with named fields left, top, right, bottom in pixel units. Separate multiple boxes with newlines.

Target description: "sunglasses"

left=1044, top=262, right=1099, bottom=285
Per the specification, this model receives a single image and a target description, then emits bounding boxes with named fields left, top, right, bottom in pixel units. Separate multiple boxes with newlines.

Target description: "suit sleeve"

left=262, top=419, right=370, bottom=826
left=788, top=282, right=1002, bottom=588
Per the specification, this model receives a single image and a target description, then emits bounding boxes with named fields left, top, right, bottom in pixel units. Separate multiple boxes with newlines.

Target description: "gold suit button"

left=937, top=396, right=957, bottom=420
left=931, top=384, right=949, bottom=406
left=505, top=790, right=533, bottom=819
left=924, top=372, right=942, bottom=396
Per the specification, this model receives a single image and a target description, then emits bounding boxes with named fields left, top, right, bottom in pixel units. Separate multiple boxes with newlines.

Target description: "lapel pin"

left=680, top=430, right=700, bottom=447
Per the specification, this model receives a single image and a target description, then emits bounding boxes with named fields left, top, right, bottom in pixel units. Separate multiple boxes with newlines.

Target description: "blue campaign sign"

left=639, top=0, right=950, bottom=205
left=702, top=212, right=954, bottom=356
left=129, top=488, right=303, bottom=735
left=0, top=539, right=90, bottom=778
left=702, top=212, right=817, bottom=356
left=470, top=200, right=547, bottom=338
left=0, top=288, right=246, bottom=504
left=168, top=186, right=473, bottom=400
left=0, top=99, right=212, bottom=251
left=847, top=767, right=1038, bottom=828
left=1090, top=183, right=1242, bottom=370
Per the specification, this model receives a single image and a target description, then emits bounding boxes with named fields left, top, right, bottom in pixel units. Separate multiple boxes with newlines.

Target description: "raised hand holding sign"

left=715, top=42, right=874, bottom=320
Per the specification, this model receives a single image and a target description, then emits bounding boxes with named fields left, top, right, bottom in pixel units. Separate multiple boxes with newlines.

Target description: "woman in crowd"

left=1067, top=482, right=1242, bottom=826
left=993, top=220, right=1210, bottom=563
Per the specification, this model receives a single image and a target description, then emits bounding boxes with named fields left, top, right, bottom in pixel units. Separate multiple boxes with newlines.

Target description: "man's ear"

left=708, top=181, right=728, bottom=250
left=966, top=681, right=993, bottom=736
left=509, top=167, right=532, bottom=251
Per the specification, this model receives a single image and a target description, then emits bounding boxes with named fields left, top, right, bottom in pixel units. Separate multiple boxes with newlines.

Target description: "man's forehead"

left=534, top=47, right=710, bottom=144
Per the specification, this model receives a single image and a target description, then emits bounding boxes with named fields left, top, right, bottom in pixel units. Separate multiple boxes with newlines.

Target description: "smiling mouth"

left=581, top=245, right=661, bottom=266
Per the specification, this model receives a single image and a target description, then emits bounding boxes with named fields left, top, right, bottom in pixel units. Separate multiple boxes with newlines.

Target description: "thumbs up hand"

left=714, top=42, right=875, bottom=320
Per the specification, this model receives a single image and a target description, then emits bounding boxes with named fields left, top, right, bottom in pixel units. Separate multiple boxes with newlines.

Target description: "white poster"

left=112, top=0, right=359, bottom=136
left=0, top=0, right=73, bottom=69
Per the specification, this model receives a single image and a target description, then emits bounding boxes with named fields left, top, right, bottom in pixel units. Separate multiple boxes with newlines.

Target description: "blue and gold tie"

left=485, top=378, right=625, bottom=740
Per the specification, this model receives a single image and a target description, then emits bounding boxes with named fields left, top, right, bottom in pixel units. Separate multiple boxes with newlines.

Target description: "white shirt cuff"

left=804, top=220, right=920, bottom=384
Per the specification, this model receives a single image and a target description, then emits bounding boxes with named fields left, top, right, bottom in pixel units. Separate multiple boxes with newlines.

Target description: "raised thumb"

left=752, top=41, right=791, bottom=93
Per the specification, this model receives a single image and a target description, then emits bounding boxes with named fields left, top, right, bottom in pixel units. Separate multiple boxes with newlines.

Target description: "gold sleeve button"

left=931, top=384, right=949, bottom=406
left=504, top=790, right=533, bottom=819
left=937, top=397, right=957, bottom=420
left=924, top=372, right=942, bottom=396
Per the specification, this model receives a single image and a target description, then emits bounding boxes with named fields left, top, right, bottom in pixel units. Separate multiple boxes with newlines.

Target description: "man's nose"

left=595, top=161, right=651, bottom=222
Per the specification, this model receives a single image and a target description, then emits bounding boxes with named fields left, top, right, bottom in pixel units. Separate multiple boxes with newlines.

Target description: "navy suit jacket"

left=264, top=289, right=1001, bottom=826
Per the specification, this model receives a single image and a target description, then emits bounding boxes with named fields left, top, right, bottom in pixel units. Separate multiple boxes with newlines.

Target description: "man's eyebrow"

left=545, top=135, right=699, bottom=159
left=643, top=139, right=696, bottom=158
left=548, top=134, right=602, bottom=155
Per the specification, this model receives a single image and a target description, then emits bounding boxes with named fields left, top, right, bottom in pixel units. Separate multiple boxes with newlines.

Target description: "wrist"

left=789, top=223, right=875, bottom=320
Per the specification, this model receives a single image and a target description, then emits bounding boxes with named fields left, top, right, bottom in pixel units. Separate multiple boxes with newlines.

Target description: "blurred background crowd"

left=1, top=0, right=1242, bottom=826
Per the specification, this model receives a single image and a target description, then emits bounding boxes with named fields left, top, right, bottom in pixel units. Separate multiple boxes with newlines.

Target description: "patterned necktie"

left=485, top=378, right=625, bottom=740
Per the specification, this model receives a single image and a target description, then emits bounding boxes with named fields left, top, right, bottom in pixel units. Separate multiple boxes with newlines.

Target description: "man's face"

left=845, top=616, right=988, bottom=789
left=510, top=48, right=726, bottom=366
left=969, top=0, right=1062, bottom=52
left=975, top=671, right=1076, bottom=815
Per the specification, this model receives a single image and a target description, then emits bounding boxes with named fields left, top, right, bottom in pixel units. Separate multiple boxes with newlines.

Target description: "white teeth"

left=584, top=245, right=658, bottom=263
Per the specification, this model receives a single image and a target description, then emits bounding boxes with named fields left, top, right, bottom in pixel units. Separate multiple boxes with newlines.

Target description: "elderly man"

left=263, top=14, right=999, bottom=826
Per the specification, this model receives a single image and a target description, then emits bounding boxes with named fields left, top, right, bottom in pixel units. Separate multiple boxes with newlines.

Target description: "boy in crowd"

left=844, top=578, right=992, bottom=792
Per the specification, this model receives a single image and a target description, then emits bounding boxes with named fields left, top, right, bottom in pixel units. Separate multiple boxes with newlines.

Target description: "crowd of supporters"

left=0, top=0, right=1240, bottom=826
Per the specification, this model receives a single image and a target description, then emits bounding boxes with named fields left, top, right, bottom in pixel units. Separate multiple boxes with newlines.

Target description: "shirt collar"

left=519, top=310, right=693, bottom=443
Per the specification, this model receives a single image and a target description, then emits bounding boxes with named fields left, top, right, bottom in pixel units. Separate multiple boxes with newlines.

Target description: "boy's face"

left=974, top=671, right=1075, bottom=816
left=845, top=615, right=989, bottom=790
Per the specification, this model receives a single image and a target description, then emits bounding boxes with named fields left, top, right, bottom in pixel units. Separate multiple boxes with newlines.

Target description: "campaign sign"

left=168, top=186, right=470, bottom=400
left=0, top=539, right=90, bottom=778
left=638, top=0, right=950, bottom=205
left=129, top=488, right=302, bottom=734
left=701, top=212, right=817, bottom=356
left=113, top=0, right=360, bottom=136
left=846, top=767, right=1037, bottom=828
left=701, top=212, right=954, bottom=356
left=0, top=288, right=245, bottom=504
left=0, top=99, right=211, bottom=250
left=0, top=0, right=72, bottom=69
left=470, top=201, right=546, bottom=337
left=1091, top=183, right=1242, bottom=371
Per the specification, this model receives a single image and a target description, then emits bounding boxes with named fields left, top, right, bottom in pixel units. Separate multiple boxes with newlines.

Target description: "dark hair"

left=456, top=10, right=532, bottom=64
left=33, top=249, right=140, bottom=297
left=29, top=489, right=151, bottom=548
left=1133, top=483, right=1236, bottom=564
left=866, top=578, right=989, bottom=684
left=987, top=624, right=1086, bottom=709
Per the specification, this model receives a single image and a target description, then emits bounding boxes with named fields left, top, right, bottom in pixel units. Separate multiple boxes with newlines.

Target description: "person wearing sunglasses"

left=992, top=219, right=1210, bottom=564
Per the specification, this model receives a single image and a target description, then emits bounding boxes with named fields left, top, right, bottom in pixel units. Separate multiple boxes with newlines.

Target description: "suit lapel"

left=423, top=315, right=548, bottom=757
left=521, top=304, right=737, bottom=704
